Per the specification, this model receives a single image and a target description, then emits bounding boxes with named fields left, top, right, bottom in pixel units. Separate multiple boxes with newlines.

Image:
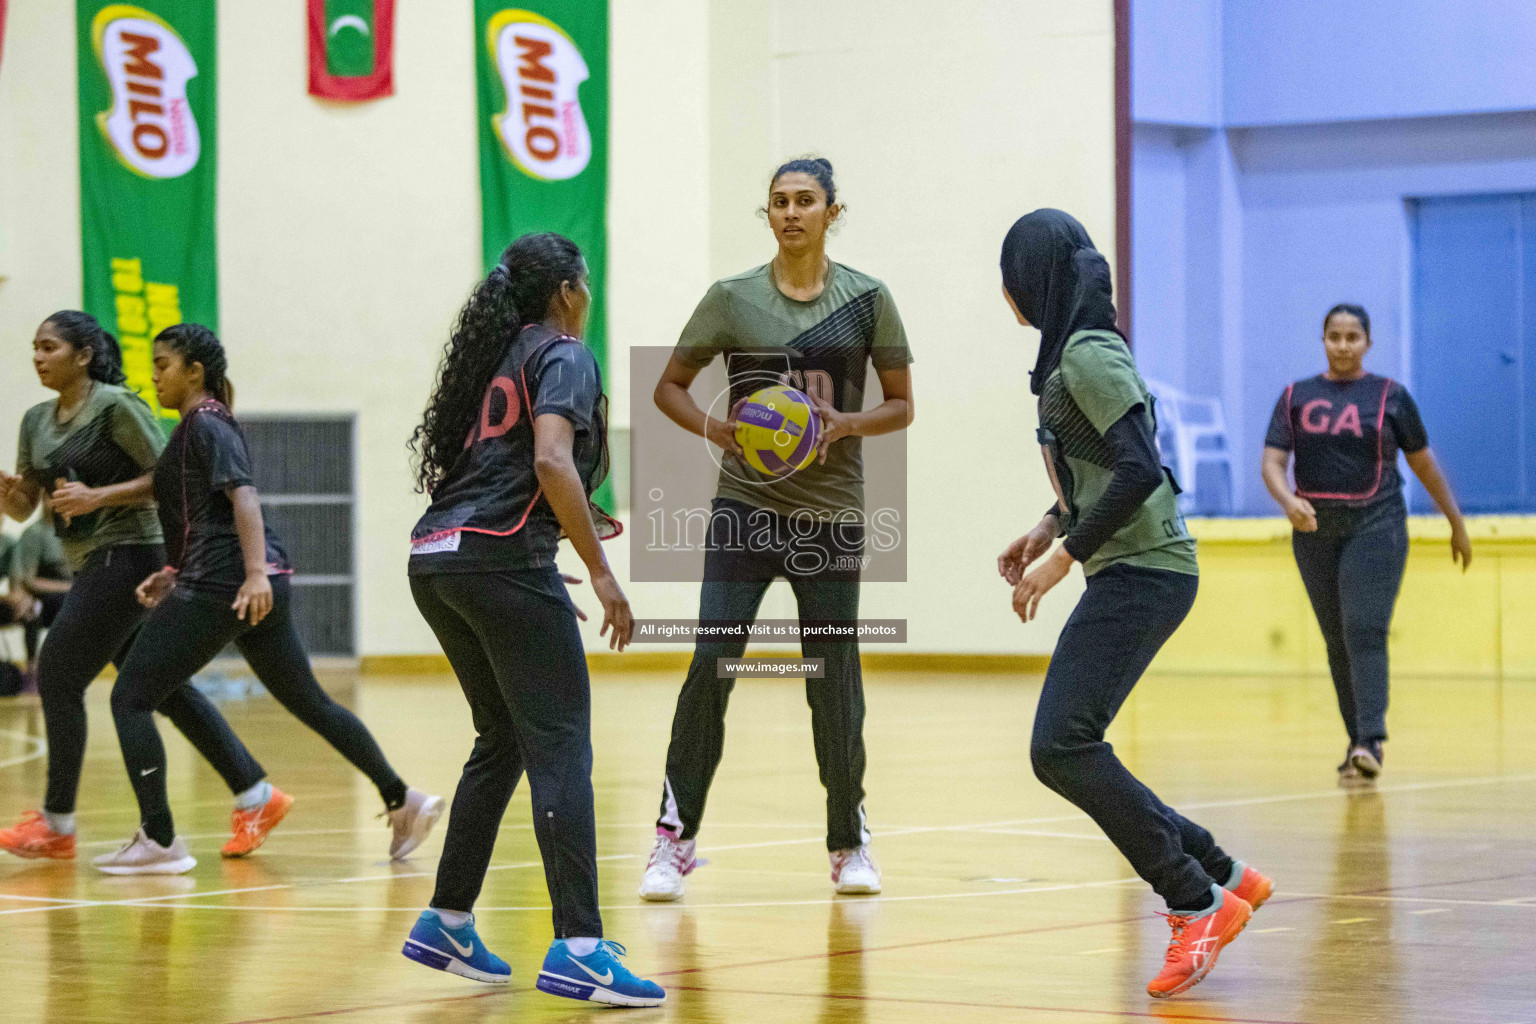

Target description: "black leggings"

left=111, top=574, right=405, bottom=839
left=1292, top=517, right=1408, bottom=746
left=658, top=498, right=868, bottom=851
left=1030, top=564, right=1232, bottom=910
left=37, top=543, right=264, bottom=815
left=410, top=568, right=601, bottom=938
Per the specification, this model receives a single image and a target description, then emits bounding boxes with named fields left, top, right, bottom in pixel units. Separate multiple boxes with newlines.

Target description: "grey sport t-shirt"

left=675, top=261, right=912, bottom=519
left=16, top=383, right=165, bottom=571
left=1038, top=330, right=1197, bottom=577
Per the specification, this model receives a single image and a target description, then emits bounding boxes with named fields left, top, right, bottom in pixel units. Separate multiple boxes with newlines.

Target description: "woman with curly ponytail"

left=401, top=233, right=662, bottom=1007
left=0, top=312, right=262, bottom=864
left=89, top=323, right=441, bottom=875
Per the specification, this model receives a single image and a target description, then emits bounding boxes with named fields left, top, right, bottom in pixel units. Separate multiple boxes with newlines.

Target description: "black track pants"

left=1030, top=564, right=1233, bottom=910
left=37, top=543, right=264, bottom=814
left=111, top=575, right=404, bottom=838
left=1292, top=516, right=1408, bottom=746
left=410, top=568, right=601, bottom=938
left=657, top=498, right=869, bottom=852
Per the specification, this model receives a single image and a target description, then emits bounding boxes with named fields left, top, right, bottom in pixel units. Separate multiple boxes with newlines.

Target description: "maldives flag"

left=308, top=0, right=394, bottom=101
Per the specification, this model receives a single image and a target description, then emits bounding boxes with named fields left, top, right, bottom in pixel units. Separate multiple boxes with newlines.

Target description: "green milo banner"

left=77, top=2, right=216, bottom=426
left=475, top=2, right=610, bottom=506
left=475, top=3, right=608, bottom=364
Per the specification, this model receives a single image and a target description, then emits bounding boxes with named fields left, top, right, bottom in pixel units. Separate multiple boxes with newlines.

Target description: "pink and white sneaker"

left=638, top=829, right=696, bottom=902
left=830, top=844, right=881, bottom=895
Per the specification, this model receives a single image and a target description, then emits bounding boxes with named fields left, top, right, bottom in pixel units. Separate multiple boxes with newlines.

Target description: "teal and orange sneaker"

left=1225, top=861, right=1274, bottom=911
left=1147, top=886, right=1252, bottom=999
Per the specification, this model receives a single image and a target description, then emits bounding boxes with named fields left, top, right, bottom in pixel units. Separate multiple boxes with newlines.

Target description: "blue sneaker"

left=536, top=939, right=666, bottom=1007
left=401, top=910, right=510, bottom=985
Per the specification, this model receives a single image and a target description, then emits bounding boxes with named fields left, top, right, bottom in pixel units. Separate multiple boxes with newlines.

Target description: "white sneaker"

left=387, top=789, right=445, bottom=861
left=638, top=830, right=696, bottom=902
left=830, top=845, right=881, bottom=895
left=93, top=829, right=197, bottom=875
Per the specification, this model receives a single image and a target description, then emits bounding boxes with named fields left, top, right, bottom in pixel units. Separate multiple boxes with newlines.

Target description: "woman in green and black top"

left=996, top=211, right=1267, bottom=999
left=639, top=159, right=914, bottom=901
left=0, top=311, right=263, bottom=862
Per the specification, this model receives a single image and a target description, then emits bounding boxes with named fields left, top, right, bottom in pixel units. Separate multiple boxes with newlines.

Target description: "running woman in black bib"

left=0, top=312, right=265, bottom=863
left=95, top=324, right=440, bottom=875
left=400, top=233, right=662, bottom=1007
left=1263, top=303, right=1470, bottom=783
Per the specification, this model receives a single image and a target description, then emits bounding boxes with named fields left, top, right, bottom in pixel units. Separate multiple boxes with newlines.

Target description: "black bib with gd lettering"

left=409, top=324, right=617, bottom=575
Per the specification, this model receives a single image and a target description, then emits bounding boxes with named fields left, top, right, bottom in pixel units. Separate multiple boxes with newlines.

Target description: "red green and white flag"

left=308, top=0, right=393, bottom=101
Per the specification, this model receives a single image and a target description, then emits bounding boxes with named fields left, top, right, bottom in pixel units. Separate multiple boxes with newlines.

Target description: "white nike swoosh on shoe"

left=439, top=928, right=474, bottom=958
left=567, top=957, right=614, bottom=985
left=140, top=767, right=158, bottom=777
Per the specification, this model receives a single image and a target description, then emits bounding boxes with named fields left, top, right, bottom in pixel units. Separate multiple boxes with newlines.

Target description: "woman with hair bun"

left=92, top=323, right=441, bottom=875
left=1262, top=303, right=1470, bottom=783
left=639, top=156, right=915, bottom=902
left=0, top=311, right=263, bottom=864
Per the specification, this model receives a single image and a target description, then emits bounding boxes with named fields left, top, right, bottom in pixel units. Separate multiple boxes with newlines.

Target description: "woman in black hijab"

left=996, top=210, right=1268, bottom=999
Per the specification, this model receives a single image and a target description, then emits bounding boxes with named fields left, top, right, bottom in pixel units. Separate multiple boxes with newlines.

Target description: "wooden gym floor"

left=1, top=668, right=1534, bottom=1023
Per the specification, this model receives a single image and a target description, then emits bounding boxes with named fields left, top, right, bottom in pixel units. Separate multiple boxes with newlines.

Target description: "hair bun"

left=814, top=157, right=833, bottom=172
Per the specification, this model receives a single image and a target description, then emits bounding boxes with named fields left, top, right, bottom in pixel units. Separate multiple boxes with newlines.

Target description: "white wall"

left=2, top=1, right=1114, bottom=655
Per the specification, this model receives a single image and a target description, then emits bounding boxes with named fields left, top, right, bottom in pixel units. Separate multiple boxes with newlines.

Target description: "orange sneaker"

left=1228, top=863, right=1274, bottom=911
left=0, top=810, right=76, bottom=860
left=221, top=787, right=294, bottom=858
left=1147, top=887, right=1252, bottom=999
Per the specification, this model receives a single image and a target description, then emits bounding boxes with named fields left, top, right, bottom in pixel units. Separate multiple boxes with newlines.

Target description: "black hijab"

left=1000, top=209, right=1123, bottom=394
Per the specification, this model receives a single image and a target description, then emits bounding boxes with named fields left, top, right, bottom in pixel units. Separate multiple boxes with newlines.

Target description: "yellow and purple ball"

left=734, top=385, right=821, bottom=477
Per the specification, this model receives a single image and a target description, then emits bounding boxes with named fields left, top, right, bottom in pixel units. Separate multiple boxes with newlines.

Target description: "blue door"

left=1410, top=194, right=1530, bottom=512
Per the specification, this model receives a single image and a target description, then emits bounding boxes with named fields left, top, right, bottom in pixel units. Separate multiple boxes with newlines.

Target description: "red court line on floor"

left=228, top=989, right=517, bottom=1024
left=216, top=869, right=1518, bottom=1023
left=668, top=985, right=1315, bottom=1024
left=655, top=911, right=1159, bottom=976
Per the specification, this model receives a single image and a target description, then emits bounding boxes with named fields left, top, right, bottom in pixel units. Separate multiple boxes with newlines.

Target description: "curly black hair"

left=410, top=232, right=586, bottom=495
left=155, top=322, right=234, bottom=408
left=44, top=310, right=127, bottom=385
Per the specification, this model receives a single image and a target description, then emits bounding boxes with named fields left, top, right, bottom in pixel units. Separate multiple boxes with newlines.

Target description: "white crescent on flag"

left=329, top=14, right=370, bottom=37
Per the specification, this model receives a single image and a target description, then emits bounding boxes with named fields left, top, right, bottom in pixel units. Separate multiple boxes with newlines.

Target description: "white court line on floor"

left=1279, top=890, right=1536, bottom=910
left=0, top=892, right=96, bottom=905
left=6, top=768, right=1536, bottom=918
left=0, top=730, right=47, bottom=771
left=105, top=876, right=1150, bottom=913
left=1410, top=908, right=1452, bottom=915
left=969, top=828, right=1109, bottom=841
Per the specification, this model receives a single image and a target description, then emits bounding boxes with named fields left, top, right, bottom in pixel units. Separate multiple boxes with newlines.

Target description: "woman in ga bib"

left=998, top=210, right=1270, bottom=1000
left=1262, top=303, right=1470, bottom=783
left=402, top=232, right=663, bottom=1007
left=638, top=158, right=915, bottom=902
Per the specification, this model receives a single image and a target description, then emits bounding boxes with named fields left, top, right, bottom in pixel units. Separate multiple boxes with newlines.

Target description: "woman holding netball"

left=1262, top=303, right=1470, bottom=783
left=92, top=323, right=440, bottom=874
left=638, top=158, right=914, bottom=901
left=997, top=210, right=1270, bottom=999
left=401, top=232, right=663, bottom=1006
left=0, top=312, right=269, bottom=862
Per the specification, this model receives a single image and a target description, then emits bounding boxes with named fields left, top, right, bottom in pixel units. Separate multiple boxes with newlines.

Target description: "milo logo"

left=486, top=9, right=592, bottom=181
left=92, top=5, right=201, bottom=179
